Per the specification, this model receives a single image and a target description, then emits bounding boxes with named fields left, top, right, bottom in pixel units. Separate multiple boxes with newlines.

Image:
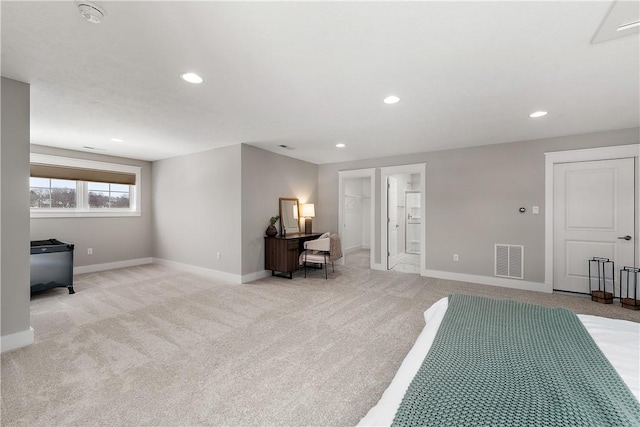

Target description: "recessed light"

left=617, top=20, right=640, bottom=32
left=384, top=95, right=400, bottom=104
left=110, top=138, right=124, bottom=142
left=336, top=143, right=346, bottom=148
left=181, top=73, right=203, bottom=84
left=529, top=111, right=548, bottom=118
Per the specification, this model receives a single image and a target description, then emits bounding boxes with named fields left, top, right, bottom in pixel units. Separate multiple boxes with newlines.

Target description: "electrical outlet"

left=87, top=248, right=93, bottom=255
left=216, top=252, right=221, bottom=260
left=453, top=254, right=459, bottom=262
left=532, top=206, right=540, bottom=215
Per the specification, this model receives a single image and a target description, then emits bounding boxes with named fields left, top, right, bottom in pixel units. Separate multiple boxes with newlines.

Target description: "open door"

left=387, top=176, right=400, bottom=269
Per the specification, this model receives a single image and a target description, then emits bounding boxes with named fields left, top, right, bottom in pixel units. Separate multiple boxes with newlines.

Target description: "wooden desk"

left=265, top=233, right=323, bottom=279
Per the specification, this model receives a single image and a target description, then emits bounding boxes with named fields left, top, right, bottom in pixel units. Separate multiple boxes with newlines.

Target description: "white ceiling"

left=1, top=1, right=638, bottom=164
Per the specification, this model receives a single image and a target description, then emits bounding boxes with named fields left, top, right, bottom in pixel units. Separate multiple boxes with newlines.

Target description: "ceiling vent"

left=592, top=1, right=639, bottom=44
left=76, top=1, right=106, bottom=24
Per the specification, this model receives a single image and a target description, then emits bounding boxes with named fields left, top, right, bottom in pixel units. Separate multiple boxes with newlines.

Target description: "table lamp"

left=302, top=203, right=315, bottom=234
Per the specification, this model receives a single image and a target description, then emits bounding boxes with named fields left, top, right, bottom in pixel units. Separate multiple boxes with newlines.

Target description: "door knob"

left=618, top=235, right=632, bottom=241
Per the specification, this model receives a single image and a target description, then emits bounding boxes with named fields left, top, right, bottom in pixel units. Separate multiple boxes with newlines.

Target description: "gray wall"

left=241, top=145, right=318, bottom=276
left=317, top=127, right=640, bottom=283
left=152, top=144, right=242, bottom=275
left=1, top=77, right=31, bottom=338
left=152, top=144, right=317, bottom=279
left=30, top=145, right=153, bottom=267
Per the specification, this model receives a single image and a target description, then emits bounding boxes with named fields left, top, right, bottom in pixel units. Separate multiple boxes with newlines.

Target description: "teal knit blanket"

left=392, top=294, right=640, bottom=426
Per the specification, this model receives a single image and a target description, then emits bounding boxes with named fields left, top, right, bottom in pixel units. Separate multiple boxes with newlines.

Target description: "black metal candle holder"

left=620, top=266, right=640, bottom=310
left=588, top=257, right=614, bottom=304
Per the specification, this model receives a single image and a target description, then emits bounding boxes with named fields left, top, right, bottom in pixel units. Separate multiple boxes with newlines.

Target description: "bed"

left=358, top=295, right=640, bottom=426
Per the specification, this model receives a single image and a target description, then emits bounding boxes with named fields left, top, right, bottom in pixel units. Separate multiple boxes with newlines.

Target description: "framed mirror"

left=279, top=198, right=300, bottom=235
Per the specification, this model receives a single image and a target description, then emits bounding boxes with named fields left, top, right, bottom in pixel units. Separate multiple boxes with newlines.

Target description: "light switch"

left=532, top=206, right=539, bottom=215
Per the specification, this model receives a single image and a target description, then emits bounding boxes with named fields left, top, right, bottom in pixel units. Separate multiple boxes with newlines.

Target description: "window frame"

left=30, top=153, right=142, bottom=218
left=29, top=177, right=79, bottom=209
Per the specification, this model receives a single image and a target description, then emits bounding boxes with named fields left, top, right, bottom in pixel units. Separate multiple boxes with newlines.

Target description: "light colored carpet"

left=2, top=250, right=638, bottom=426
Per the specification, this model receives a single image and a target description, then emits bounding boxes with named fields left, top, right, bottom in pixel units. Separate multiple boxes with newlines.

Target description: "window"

left=30, top=154, right=141, bottom=218
left=88, top=182, right=130, bottom=209
left=30, top=178, right=77, bottom=209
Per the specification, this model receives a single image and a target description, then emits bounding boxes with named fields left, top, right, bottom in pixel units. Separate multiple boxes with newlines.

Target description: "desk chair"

left=300, top=233, right=343, bottom=279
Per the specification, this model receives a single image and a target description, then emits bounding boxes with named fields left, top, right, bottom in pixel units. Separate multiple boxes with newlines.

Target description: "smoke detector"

left=76, top=1, right=106, bottom=24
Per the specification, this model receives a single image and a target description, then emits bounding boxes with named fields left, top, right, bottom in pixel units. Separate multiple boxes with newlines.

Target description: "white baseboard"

left=345, top=245, right=371, bottom=253
left=74, top=257, right=153, bottom=275
left=371, top=262, right=386, bottom=271
left=74, top=256, right=269, bottom=284
left=152, top=258, right=242, bottom=284
left=422, top=269, right=553, bottom=294
left=1, top=327, right=34, bottom=353
left=78, top=257, right=550, bottom=293
left=241, top=270, right=272, bottom=283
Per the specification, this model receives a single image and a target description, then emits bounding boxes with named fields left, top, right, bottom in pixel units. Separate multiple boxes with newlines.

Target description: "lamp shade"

left=302, top=203, right=315, bottom=218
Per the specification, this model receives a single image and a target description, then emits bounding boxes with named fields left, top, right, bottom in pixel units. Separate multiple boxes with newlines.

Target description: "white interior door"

left=553, top=158, right=635, bottom=293
left=387, top=176, right=400, bottom=269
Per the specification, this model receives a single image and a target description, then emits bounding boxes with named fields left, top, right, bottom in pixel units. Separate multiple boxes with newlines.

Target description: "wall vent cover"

left=495, top=244, right=524, bottom=279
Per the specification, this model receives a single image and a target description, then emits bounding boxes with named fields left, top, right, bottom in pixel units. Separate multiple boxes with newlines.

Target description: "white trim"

left=1, top=327, right=34, bottom=353
left=380, top=164, right=426, bottom=273
left=338, top=168, right=376, bottom=270
left=31, top=211, right=141, bottom=218
left=73, top=257, right=153, bottom=275
left=423, top=269, right=552, bottom=293
left=544, top=144, right=640, bottom=287
left=73, top=257, right=264, bottom=283
left=241, top=270, right=272, bottom=283
left=29, top=153, right=142, bottom=218
left=544, top=144, right=639, bottom=164
left=371, top=262, right=386, bottom=271
left=152, top=258, right=241, bottom=284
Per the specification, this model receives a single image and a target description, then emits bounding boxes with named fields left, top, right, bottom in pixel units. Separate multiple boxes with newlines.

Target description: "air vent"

left=592, top=1, right=639, bottom=44
left=495, top=244, right=524, bottom=279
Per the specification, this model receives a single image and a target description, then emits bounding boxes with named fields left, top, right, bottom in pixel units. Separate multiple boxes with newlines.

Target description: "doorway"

left=338, top=169, right=375, bottom=269
left=545, top=145, right=640, bottom=292
left=343, top=177, right=372, bottom=252
left=381, top=164, right=426, bottom=274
